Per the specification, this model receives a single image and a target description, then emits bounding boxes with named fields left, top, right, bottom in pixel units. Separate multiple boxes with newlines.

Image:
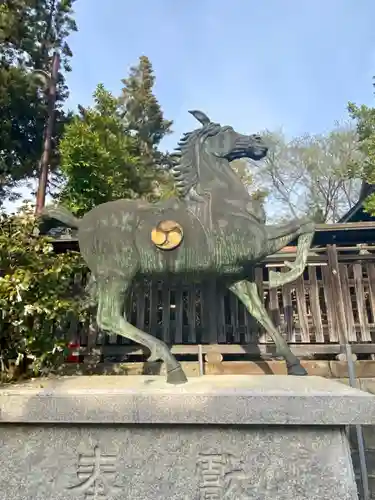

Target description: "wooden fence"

left=66, top=244, right=375, bottom=361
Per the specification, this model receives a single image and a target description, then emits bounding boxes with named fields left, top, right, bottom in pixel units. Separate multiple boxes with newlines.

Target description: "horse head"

left=171, top=110, right=268, bottom=201
left=189, top=110, right=268, bottom=162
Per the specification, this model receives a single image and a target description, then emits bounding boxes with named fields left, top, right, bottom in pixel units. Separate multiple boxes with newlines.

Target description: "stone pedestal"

left=0, top=375, right=375, bottom=499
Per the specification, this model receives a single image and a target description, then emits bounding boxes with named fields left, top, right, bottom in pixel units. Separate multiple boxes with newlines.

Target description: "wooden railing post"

left=327, top=245, right=350, bottom=350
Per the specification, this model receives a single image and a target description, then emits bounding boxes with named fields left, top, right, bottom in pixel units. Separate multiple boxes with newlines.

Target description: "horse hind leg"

left=266, top=220, right=315, bottom=289
left=96, top=278, right=188, bottom=384
left=82, top=273, right=97, bottom=308
left=269, top=231, right=314, bottom=289
left=229, top=280, right=307, bottom=376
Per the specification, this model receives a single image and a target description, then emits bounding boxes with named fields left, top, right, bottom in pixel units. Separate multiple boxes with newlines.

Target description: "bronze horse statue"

left=41, top=110, right=315, bottom=384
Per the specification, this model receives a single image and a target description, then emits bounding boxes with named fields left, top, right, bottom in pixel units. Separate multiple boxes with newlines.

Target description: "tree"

left=119, top=55, right=173, bottom=155
left=119, top=55, right=174, bottom=199
left=58, top=57, right=177, bottom=213
left=348, top=85, right=375, bottom=215
left=0, top=65, right=45, bottom=201
left=253, top=125, right=363, bottom=223
left=58, top=84, right=151, bottom=215
left=0, top=0, right=77, bottom=204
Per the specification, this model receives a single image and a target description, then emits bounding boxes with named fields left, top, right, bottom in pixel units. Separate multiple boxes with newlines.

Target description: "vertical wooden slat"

left=321, top=265, right=338, bottom=342
left=201, top=281, right=218, bottom=343
left=243, top=296, right=257, bottom=344
left=295, top=275, right=310, bottom=343
left=120, top=285, right=133, bottom=344
left=124, top=284, right=133, bottom=321
left=207, top=280, right=218, bottom=343
left=241, top=300, right=249, bottom=344
left=201, top=283, right=210, bottom=343
left=161, top=286, right=171, bottom=344
left=187, top=284, right=197, bottom=343
left=367, top=263, right=375, bottom=324
left=216, top=284, right=226, bottom=343
left=281, top=281, right=295, bottom=342
left=149, top=281, right=159, bottom=338
left=255, top=266, right=264, bottom=340
left=255, top=266, right=264, bottom=304
left=326, top=245, right=348, bottom=345
left=229, top=292, right=240, bottom=343
left=353, top=263, right=371, bottom=342
left=339, top=264, right=356, bottom=342
left=136, top=283, right=146, bottom=332
left=308, top=266, right=324, bottom=343
left=174, top=287, right=183, bottom=344
left=268, top=287, right=280, bottom=328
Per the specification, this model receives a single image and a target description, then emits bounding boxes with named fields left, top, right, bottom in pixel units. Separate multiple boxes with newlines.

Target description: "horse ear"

left=188, top=110, right=211, bottom=126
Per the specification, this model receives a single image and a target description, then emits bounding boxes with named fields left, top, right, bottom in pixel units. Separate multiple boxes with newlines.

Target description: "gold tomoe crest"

left=151, top=220, right=184, bottom=250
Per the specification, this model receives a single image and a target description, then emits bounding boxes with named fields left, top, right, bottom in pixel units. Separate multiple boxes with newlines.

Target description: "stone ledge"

left=1, top=375, right=375, bottom=426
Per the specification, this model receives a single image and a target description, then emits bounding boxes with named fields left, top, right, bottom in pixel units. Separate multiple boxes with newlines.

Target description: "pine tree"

left=119, top=56, right=173, bottom=155
left=118, top=56, right=175, bottom=200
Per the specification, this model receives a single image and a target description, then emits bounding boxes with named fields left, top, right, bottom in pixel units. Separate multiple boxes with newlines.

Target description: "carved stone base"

left=0, top=375, right=374, bottom=499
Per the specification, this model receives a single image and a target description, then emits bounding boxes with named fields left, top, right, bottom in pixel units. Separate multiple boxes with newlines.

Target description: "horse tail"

left=41, top=205, right=80, bottom=229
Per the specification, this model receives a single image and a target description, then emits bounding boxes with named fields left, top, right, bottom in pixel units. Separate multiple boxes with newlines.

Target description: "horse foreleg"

left=229, top=280, right=307, bottom=375
left=96, top=278, right=187, bottom=384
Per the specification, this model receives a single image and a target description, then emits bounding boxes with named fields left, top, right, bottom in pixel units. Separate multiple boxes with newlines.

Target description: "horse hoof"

left=166, top=366, right=188, bottom=385
left=287, top=363, right=307, bottom=376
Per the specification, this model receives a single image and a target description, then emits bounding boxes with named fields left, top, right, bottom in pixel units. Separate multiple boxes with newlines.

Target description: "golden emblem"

left=151, top=220, right=184, bottom=250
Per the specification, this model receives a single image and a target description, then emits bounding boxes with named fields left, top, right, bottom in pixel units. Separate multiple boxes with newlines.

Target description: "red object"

left=66, top=341, right=81, bottom=363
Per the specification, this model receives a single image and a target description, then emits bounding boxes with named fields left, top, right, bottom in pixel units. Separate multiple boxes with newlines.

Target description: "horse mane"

left=170, top=121, right=222, bottom=201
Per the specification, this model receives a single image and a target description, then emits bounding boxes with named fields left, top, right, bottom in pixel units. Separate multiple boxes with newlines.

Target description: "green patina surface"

left=41, top=110, right=315, bottom=384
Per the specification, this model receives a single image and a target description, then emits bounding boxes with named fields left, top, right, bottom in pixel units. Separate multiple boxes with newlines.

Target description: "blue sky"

left=64, top=0, right=375, bottom=149
left=8, top=0, right=375, bottom=210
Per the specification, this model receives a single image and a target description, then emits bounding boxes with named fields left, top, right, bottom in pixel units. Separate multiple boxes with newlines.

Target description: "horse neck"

left=196, top=147, right=250, bottom=197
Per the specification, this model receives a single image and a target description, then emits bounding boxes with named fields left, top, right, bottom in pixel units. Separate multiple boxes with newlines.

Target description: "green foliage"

left=0, top=66, right=45, bottom=199
left=349, top=90, right=375, bottom=215
left=119, top=55, right=175, bottom=200
left=58, top=84, right=152, bottom=215
left=0, top=0, right=77, bottom=204
left=0, top=204, right=88, bottom=379
left=119, top=55, right=173, bottom=155
left=0, top=0, right=77, bottom=79
left=58, top=56, right=176, bottom=213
